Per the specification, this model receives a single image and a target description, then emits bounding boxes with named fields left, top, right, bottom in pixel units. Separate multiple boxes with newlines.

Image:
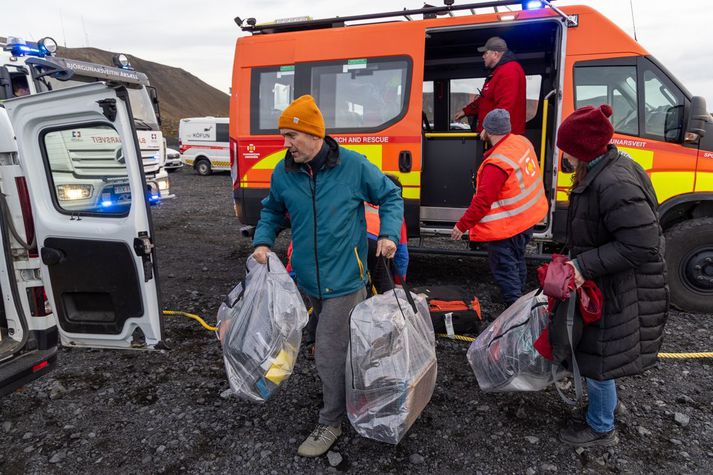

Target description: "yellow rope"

left=163, top=310, right=218, bottom=332
left=657, top=352, right=713, bottom=359
left=436, top=333, right=476, bottom=342
left=161, top=312, right=713, bottom=360
left=436, top=334, right=713, bottom=359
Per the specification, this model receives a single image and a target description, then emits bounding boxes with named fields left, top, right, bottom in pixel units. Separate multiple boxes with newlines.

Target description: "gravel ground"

left=1, top=169, right=712, bottom=474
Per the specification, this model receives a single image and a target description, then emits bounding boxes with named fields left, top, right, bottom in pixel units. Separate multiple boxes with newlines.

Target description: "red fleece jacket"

left=462, top=59, right=526, bottom=135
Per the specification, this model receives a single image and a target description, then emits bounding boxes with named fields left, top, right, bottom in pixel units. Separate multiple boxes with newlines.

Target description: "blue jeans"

left=586, top=378, right=617, bottom=432
left=487, top=228, right=532, bottom=305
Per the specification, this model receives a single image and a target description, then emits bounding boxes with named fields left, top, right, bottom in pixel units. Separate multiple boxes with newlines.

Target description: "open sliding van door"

left=3, top=82, right=163, bottom=349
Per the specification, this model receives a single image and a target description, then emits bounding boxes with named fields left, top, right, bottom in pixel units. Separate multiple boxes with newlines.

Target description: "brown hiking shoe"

left=559, top=422, right=619, bottom=448
left=297, top=424, right=342, bottom=457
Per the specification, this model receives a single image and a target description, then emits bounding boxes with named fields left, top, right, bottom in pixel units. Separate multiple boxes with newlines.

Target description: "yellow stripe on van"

left=556, top=191, right=569, bottom=202
left=402, top=187, right=420, bottom=200
left=252, top=150, right=287, bottom=170
left=619, top=147, right=654, bottom=170
left=649, top=172, right=694, bottom=202
left=694, top=172, right=713, bottom=192
left=391, top=171, right=420, bottom=187
left=342, top=144, right=383, bottom=168
left=557, top=171, right=574, bottom=189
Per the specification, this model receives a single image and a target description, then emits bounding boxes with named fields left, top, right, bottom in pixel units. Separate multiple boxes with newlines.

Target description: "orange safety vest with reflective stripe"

left=365, top=203, right=380, bottom=237
left=470, top=134, right=548, bottom=241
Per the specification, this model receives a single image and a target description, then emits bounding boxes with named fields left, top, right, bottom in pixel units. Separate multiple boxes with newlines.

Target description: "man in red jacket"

left=454, top=37, right=526, bottom=135
left=451, top=109, right=547, bottom=306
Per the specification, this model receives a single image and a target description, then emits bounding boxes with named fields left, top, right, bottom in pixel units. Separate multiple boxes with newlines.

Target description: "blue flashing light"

left=101, top=200, right=114, bottom=207
left=7, top=42, right=47, bottom=58
left=523, top=0, right=545, bottom=10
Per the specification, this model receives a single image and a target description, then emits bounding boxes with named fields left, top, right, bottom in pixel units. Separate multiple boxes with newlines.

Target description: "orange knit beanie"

left=278, top=95, right=325, bottom=138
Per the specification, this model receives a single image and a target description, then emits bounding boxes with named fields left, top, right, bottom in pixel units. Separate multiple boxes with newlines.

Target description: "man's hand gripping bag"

left=221, top=253, right=308, bottom=402
left=346, top=287, right=437, bottom=444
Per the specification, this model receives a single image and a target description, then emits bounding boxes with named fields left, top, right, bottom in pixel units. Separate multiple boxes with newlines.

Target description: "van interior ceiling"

left=419, top=20, right=561, bottom=227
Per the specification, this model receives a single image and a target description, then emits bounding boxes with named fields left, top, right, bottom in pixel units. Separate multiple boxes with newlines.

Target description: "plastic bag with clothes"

left=220, top=253, right=309, bottom=403
left=467, top=290, right=560, bottom=392
left=346, top=287, right=437, bottom=444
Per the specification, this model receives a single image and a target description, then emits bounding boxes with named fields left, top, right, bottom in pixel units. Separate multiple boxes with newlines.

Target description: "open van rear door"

left=3, top=82, right=163, bottom=349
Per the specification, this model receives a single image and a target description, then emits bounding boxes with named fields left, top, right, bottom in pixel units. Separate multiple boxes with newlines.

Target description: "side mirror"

left=146, top=85, right=162, bottom=126
left=685, top=96, right=711, bottom=143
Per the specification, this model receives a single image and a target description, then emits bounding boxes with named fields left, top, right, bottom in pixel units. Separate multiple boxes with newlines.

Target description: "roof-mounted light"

left=522, top=0, right=545, bottom=9
left=112, top=53, right=133, bottom=70
left=3, top=36, right=48, bottom=57
left=38, top=37, right=58, bottom=55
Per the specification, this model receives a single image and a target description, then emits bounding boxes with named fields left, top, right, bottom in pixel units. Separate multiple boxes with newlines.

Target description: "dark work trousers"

left=487, top=228, right=533, bottom=306
left=308, top=287, right=367, bottom=427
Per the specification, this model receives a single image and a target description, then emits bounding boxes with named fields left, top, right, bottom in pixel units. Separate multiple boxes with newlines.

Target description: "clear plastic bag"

left=467, top=290, right=558, bottom=392
left=346, top=288, right=437, bottom=444
left=221, top=253, right=308, bottom=402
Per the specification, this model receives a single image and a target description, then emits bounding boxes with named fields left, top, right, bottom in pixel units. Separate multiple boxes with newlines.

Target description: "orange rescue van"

left=229, top=1, right=713, bottom=312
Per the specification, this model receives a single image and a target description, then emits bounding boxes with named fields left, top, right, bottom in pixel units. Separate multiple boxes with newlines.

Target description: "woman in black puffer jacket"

left=556, top=104, right=668, bottom=447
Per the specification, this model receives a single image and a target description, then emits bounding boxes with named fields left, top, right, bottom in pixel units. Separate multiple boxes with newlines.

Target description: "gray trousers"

left=309, top=287, right=367, bottom=426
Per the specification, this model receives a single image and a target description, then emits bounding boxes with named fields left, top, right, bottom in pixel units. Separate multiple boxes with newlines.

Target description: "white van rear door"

left=3, top=83, right=164, bottom=349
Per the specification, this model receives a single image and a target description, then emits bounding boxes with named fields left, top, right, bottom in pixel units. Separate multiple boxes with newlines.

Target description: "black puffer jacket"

left=567, top=146, right=668, bottom=380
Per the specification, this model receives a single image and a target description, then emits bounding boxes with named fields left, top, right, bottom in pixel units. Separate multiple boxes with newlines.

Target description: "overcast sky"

left=2, top=1, right=711, bottom=104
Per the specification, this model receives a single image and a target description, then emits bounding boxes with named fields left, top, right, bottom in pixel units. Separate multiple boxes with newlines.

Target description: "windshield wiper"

left=133, top=118, right=154, bottom=130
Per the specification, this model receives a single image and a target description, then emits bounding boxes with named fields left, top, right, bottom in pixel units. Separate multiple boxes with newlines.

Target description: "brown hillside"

left=56, top=47, right=229, bottom=138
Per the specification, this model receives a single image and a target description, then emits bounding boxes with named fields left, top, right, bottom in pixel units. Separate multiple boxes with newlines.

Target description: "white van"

left=0, top=82, right=164, bottom=396
left=178, top=117, right=230, bottom=175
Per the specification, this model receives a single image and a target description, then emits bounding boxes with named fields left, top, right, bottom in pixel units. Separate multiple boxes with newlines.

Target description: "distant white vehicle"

left=178, top=117, right=229, bottom=175
left=165, top=147, right=182, bottom=170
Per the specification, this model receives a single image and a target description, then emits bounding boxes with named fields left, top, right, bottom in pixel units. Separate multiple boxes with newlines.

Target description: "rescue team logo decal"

left=525, top=156, right=537, bottom=177
left=243, top=143, right=260, bottom=160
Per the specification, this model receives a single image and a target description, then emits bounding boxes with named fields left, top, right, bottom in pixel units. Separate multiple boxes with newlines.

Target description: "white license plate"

left=114, top=185, right=131, bottom=194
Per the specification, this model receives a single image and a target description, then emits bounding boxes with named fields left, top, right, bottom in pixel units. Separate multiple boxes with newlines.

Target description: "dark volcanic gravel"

left=1, top=169, right=712, bottom=474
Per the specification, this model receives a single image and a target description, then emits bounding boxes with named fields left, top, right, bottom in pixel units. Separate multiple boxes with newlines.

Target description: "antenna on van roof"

left=629, top=0, right=638, bottom=42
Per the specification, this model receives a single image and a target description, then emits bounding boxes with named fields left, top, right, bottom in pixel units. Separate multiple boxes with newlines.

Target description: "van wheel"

left=665, top=217, right=713, bottom=313
left=195, top=159, right=212, bottom=176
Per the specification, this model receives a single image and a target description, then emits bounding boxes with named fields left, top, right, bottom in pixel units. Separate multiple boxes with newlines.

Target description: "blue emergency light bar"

left=4, top=37, right=58, bottom=58
left=522, top=0, right=545, bottom=9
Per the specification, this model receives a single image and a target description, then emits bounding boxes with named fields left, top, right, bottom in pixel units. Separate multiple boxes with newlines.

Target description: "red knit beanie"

left=556, top=104, right=614, bottom=162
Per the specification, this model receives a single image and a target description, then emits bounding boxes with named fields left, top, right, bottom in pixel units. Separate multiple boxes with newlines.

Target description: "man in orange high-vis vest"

left=451, top=109, right=547, bottom=306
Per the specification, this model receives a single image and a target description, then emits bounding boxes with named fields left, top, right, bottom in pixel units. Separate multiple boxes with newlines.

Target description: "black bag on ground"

left=411, top=285, right=482, bottom=334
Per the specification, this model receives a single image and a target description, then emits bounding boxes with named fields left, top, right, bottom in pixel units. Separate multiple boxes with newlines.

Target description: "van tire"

left=195, top=159, right=212, bottom=176
left=664, top=217, right=713, bottom=313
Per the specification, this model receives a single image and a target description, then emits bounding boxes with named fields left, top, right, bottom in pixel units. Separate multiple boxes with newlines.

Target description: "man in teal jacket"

left=252, top=95, right=403, bottom=457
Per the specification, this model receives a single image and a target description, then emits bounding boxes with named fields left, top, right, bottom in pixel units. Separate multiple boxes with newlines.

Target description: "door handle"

left=41, top=247, right=65, bottom=266
left=398, top=150, right=412, bottom=173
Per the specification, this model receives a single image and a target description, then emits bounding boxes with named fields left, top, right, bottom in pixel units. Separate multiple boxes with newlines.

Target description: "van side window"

left=450, top=78, right=484, bottom=130
left=574, top=66, right=639, bottom=136
left=41, top=124, right=132, bottom=216
left=643, top=68, right=684, bottom=142
left=423, top=81, right=434, bottom=130
left=253, top=66, right=295, bottom=132
left=309, top=57, right=411, bottom=132
left=216, top=123, right=229, bottom=143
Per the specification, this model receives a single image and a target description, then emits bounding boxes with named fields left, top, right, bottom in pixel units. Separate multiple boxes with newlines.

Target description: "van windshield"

left=35, top=73, right=159, bottom=130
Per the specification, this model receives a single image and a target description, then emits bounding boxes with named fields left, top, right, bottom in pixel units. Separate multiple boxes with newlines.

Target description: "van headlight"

left=57, top=184, right=93, bottom=201
left=157, top=178, right=169, bottom=191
